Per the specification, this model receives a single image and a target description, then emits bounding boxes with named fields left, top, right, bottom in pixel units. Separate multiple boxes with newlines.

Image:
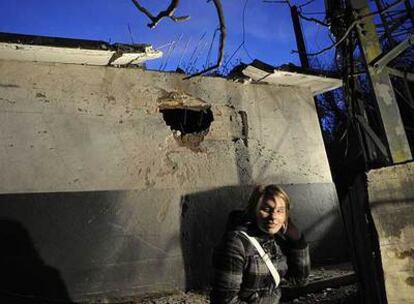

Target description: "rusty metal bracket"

left=386, top=67, right=414, bottom=83
left=371, top=34, right=414, bottom=72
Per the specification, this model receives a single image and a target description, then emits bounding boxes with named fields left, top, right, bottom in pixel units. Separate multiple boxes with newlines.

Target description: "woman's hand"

left=283, top=218, right=302, bottom=241
left=283, top=218, right=311, bottom=286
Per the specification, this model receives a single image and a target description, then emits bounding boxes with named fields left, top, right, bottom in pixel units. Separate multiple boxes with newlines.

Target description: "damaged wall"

left=368, top=163, right=414, bottom=304
left=0, top=59, right=346, bottom=301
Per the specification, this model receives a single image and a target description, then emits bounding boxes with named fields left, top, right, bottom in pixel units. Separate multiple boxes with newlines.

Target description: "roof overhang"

left=241, top=61, right=343, bottom=96
left=0, top=32, right=162, bottom=67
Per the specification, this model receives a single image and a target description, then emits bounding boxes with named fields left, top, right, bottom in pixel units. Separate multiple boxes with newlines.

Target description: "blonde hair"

left=245, top=184, right=291, bottom=223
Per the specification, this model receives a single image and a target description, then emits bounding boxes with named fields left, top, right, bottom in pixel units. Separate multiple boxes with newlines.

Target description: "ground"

left=82, top=263, right=359, bottom=303
left=127, top=285, right=359, bottom=304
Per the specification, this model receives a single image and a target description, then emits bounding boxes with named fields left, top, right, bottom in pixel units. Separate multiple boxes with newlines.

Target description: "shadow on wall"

left=303, top=207, right=350, bottom=265
left=0, top=185, right=348, bottom=298
left=180, top=184, right=349, bottom=291
left=180, top=186, right=252, bottom=290
left=0, top=218, right=73, bottom=304
left=0, top=190, right=177, bottom=301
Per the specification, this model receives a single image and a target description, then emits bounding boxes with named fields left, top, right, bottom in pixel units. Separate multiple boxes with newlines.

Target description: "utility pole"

left=290, top=5, right=310, bottom=68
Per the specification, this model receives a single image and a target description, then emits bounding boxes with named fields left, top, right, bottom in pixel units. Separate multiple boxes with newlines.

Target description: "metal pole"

left=290, top=5, right=310, bottom=68
left=350, top=0, right=412, bottom=163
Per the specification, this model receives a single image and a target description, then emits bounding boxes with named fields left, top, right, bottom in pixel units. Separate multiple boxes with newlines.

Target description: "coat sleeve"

left=210, top=231, right=248, bottom=304
left=285, top=234, right=311, bottom=286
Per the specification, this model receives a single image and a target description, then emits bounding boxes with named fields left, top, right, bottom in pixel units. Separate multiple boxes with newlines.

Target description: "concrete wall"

left=0, top=59, right=346, bottom=302
left=368, top=163, right=414, bottom=304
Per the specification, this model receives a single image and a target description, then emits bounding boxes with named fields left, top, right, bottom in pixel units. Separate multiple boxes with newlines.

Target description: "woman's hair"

left=244, top=184, right=291, bottom=222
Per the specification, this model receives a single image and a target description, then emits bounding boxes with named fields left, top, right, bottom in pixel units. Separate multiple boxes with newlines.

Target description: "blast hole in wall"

left=160, top=108, right=213, bottom=133
left=160, top=108, right=214, bottom=151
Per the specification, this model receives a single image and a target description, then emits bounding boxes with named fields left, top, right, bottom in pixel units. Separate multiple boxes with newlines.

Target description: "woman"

left=210, top=185, right=310, bottom=304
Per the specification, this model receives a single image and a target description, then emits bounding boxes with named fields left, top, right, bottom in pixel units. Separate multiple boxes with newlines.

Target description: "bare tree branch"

left=130, top=0, right=226, bottom=78
left=130, top=0, right=190, bottom=29
left=298, top=11, right=329, bottom=27
left=185, top=0, right=226, bottom=79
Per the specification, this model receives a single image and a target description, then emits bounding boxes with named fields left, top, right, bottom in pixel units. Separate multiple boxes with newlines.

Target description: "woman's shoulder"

left=222, top=227, right=250, bottom=244
left=216, top=221, right=253, bottom=251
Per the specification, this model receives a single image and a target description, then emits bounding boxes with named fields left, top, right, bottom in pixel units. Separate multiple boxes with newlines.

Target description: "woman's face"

left=256, top=195, right=287, bottom=235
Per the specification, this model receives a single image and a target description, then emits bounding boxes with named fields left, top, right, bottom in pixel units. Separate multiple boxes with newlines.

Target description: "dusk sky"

left=0, top=0, right=332, bottom=72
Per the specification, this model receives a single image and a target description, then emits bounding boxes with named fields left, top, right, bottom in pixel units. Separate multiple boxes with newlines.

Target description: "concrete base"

left=368, top=162, right=414, bottom=304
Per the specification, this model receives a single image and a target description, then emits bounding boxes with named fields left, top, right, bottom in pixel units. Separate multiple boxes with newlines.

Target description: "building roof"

left=240, top=60, right=343, bottom=95
left=0, top=32, right=162, bottom=67
left=0, top=33, right=342, bottom=95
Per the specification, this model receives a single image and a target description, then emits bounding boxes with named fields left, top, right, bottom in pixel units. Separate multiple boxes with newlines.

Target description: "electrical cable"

left=222, top=0, right=252, bottom=71
left=297, top=0, right=408, bottom=56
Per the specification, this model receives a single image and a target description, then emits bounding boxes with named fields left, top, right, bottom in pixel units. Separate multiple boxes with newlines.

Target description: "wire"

left=294, top=18, right=358, bottom=56
left=360, top=0, right=406, bottom=19
left=296, top=0, right=408, bottom=56
left=222, top=0, right=252, bottom=71
left=242, top=0, right=254, bottom=60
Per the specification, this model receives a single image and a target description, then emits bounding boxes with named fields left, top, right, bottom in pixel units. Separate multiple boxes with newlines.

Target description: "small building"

left=0, top=33, right=345, bottom=302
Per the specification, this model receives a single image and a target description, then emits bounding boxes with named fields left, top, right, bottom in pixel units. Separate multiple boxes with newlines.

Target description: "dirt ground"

left=85, top=264, right=359, bottom=303
left=118, top=284, right=359, bottom=304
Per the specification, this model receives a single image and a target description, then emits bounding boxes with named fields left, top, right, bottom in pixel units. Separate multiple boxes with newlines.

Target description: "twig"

left=127, top=23, right=135, bottom=44
left=185, top=0, right=226, bottom=79
left=161, top=33, right=182, bottom=71
left=298, top=0, right=316, bottom=9
left=193, top=38, right=210, bottom=70
left=223, top=44, right=243, bottom=71
left=156, top=41, right=175, bottom=50
left=130, top=0, right=190, bottom=29
left=263, top=0, right=290, bottom=4
left=205, top=29, right=219, bottom=68
left=185, top=32, right=207, bottom=72
left=177, top=37, right=192, bottom=69
left=298, top=11, right=329, bottom=26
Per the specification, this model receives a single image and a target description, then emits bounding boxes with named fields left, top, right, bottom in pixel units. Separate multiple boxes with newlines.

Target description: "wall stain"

left=0, top=83, right=19, bottom=88
left=406, top=277, right=414, bottom=286
left=36, top=92, right=46, bottom=98
left=0, top=97, right=16, bottom=104
left=157, top=201, right=170, bottom=223
left=395, top=248, right=414, bottom=259
left=106, top=95, right=116, bottom=103
left=238, top=110, right=249, bottom=147
left=144, top=167, right=155, bottom=187
left=157, top=151, right=179, bottom=177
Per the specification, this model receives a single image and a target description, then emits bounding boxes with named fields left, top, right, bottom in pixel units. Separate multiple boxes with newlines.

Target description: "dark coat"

left=210, top=211, right=310, bottom=304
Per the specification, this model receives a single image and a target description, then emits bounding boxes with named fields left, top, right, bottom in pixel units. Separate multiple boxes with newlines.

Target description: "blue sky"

left=0, top=0, right=332, bottom=72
